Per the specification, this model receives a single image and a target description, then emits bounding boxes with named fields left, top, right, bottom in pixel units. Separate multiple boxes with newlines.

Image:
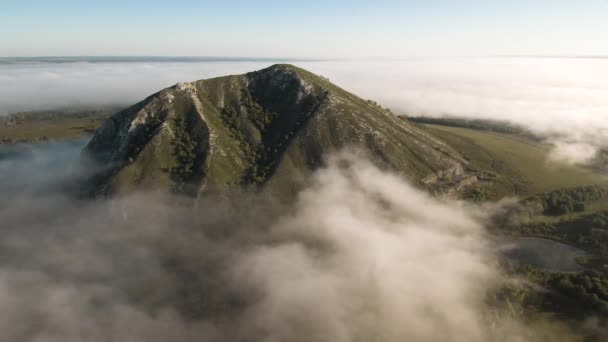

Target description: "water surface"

left=502, top=237, right=587, bottom=272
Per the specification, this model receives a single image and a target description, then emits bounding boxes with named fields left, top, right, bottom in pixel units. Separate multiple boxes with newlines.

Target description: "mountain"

left=83, top=64, right=472, bottom=197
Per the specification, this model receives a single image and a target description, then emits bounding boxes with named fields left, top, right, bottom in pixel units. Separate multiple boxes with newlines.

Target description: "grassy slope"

left=424, top=124, right=606, bottom=197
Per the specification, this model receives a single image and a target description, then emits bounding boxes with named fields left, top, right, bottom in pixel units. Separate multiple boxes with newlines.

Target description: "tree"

left=170, top=114, right=197, bottom=191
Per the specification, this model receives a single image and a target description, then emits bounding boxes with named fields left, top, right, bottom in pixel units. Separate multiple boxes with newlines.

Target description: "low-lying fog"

left=0, top=140, right=569, bottom=341
left=2, top=57, right=608, bottom=163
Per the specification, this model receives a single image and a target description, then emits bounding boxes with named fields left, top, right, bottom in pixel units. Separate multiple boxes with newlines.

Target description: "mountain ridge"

left=83, top=64, right=474, bottom=197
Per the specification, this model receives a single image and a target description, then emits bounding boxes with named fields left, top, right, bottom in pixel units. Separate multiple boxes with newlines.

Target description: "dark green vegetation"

left=499, top=266, right=608, bottom=323
left=509, top=207, right=608, bottom=257
left=84, top=64, right=471, bottom=196
left=169, top=112, right=199, bottom=192
left=525, top=185, right=608, bottom=216
left=535, top=270, right=608, bottom=315
left=0, top=107, right=118, bottom=144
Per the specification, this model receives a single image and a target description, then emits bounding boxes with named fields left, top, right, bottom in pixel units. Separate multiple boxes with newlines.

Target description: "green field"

left=0, top=117, right=103, bottom=142
left=0, top=107, right=118, bottom=144
left=424, top=124, right=607, bottom=197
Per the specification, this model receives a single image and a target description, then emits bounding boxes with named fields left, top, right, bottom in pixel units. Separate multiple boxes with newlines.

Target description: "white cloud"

left=2, top=57, right=607, bottom=163
left=0, top=61, right=275, bottom=114
left=0, top=144, right=565, bottom=341
left=549, top=141, right=599, bottom=164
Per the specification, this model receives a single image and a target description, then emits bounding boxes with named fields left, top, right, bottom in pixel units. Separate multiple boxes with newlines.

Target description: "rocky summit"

left=83, top=64, right=472, bottom=197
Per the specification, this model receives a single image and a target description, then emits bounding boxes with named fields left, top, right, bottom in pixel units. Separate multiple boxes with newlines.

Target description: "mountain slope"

left=83, top=64, right=471, bottom=196
left=424, top=124, right=606, bottom=198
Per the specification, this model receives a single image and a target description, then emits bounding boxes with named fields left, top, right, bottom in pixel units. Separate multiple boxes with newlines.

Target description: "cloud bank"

left=2, top=57, right=607, bottom=163
left=0, top=61, right=273, bottom=114
left=0, top=142, right=567, bottom=341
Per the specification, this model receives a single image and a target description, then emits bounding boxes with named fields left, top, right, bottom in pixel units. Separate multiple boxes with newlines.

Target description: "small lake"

left=501, top=237, right=588, bottom=273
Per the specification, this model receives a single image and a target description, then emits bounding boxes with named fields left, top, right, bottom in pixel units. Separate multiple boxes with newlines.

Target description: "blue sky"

left=1, top=0, right=607, bottom=57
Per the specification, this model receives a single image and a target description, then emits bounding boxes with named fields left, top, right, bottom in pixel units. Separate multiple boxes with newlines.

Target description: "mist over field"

left=0, top=141, right=569, bottom=341
left=2, top=57, right=607, bottom=163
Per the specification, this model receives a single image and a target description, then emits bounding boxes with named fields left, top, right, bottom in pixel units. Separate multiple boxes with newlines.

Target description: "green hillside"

left=83, top=64, right=472, bottom=197
left=423, top=124, right=606, bottom=198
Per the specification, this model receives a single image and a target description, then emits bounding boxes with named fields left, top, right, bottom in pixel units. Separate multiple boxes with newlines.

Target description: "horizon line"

left=0, top=55, right=606, bottom=63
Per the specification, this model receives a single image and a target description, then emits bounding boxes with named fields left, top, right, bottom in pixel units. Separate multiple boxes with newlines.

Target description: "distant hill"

left=83, top=64, right=473, bottom=196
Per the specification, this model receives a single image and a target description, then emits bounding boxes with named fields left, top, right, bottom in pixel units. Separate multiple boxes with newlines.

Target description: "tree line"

left=405, top=116, right=540, bottom=141
left=525, top=185, right=608, bottom=215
